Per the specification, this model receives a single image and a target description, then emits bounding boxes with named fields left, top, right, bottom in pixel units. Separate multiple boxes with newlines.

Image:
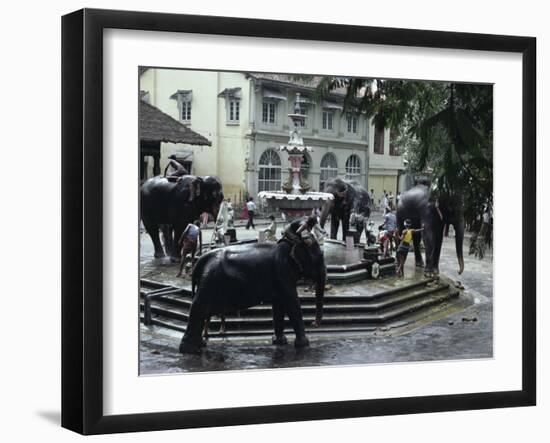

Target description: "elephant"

left=319, top=178, right=371, bottom=241
left=179, top=217, right=327, bottom=355
left=140, top=175, right=224, bottom=260
left=396, top=185, right=464, bottom=277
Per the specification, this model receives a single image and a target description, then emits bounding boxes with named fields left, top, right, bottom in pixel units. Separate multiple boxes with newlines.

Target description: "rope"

left=278, top=233, right=304, bottom=274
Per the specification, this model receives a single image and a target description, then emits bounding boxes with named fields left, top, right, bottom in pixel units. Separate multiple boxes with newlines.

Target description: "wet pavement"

left=139, top=212, right=493, bottom=374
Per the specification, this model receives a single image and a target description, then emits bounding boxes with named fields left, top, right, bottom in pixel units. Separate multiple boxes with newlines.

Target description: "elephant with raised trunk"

left=396, top=185, right=464, bottom=277
left=319, top=178, right=371, bottom=241
left=141, top=175, right=223, bottom=260
left=179, top=217, right=326, bottom=355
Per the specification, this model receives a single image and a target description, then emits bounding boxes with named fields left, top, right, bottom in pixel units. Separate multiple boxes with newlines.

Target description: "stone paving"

left=139, top=211, right=493, bottom=374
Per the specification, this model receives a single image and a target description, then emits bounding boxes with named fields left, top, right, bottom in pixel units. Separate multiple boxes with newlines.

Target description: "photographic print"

left=62, top=9, right=535, bottom=433
left=138, top=68, right=494, bottom=375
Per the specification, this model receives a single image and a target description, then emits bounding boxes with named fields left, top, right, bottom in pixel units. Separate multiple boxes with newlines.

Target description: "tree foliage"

left=303, top=75, right=493, bottom=235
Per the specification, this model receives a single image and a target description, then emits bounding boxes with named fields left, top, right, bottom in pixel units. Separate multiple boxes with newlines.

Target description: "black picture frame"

left=61, top=8, right=536, bottom=435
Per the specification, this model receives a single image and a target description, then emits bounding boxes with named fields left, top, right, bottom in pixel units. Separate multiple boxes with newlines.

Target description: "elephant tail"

left=191, top=257, right=204, bottom=299
left=191, top=272, right=197, bottom=299
left=190, top=252, right=212, bottom=299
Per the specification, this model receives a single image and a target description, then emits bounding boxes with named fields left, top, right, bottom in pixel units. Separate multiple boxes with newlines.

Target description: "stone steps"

left=140, top=278, right=458, bottom=338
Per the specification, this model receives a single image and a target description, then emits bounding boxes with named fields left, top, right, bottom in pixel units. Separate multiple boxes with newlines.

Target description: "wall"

left=249, top=82, right=373, bottom=196
left=2, top=1, right=546, bottom=443
left=367, top=124, right=404, bottom=200
left=140, top=69, right=251, bottom=201
left=142, top=72, right=401, bottom=200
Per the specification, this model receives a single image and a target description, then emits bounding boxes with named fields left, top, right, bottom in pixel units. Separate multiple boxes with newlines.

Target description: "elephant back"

left=140, top=176, right=179, bottom=223
left=396, top=185, right=430, bottom=228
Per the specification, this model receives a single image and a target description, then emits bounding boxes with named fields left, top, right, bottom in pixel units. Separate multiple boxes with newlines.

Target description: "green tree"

left=303, top=75, right=493, bottom=256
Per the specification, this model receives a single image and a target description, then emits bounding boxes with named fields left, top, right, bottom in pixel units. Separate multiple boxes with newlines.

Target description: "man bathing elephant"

left=163, top=154, right=188, bottom=179
left=179, top=216, right=326, bottom=355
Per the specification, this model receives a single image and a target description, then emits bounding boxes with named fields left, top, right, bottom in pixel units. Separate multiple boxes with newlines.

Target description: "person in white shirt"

left=369, top=189, right=375, bottom=210
left=388, top=191, right=394, bottom=209
left=381, top=193, right=389, bottom=213
left=245, top=197, right=256, bottom=230
left=225, top=198, right=234, bottom=228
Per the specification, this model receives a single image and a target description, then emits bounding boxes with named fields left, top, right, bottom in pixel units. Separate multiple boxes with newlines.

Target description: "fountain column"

left=258, top=93, right=333, bottom=219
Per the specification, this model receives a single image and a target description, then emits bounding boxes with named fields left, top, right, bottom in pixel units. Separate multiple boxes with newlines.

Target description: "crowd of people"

left=368, top=188, right=401, bottom=213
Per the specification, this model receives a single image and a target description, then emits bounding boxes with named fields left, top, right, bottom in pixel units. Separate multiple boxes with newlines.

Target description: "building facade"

left=139, top=69, right=405, bottom=205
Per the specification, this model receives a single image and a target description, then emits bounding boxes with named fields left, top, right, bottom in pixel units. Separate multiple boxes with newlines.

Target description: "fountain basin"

left=258, top=190, right=333, bottom=217
left=323, top=239, right=395, bottom=283
left=207, top=237, right=395, bottom=283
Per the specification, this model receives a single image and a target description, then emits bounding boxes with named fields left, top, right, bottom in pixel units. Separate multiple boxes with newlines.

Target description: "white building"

left=139, top=69, right=405, bottom=204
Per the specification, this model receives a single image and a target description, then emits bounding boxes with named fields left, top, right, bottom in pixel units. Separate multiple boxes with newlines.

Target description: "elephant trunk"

left=311, top=268, right=326, bottom=328
left=319, top=199, right=334, bottom=229
left=212, top=203, right=221, bottom=220
left=455, top=220, right=465, bottom=275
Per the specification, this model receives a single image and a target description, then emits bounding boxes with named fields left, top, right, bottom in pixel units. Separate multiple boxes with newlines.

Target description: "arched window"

left=320, top=153, right=338, bottom=191
left=300, top=153, right=310, bottom=179
left=345, top=155, right=361, bottom=180
left=258, top=149, right=282, bottom=192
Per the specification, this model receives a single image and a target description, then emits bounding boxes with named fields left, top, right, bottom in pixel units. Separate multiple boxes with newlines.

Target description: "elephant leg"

left=341, top=214, right=350, bottom=242
left=423, top=226, right=436, bottom=276
left=432, top=226, right=445, bottom=275
left=412, top=230, right=424, bottom=268
left=143, top=220, right=165, bottom=258
left=285, top=292, right=309, bottom=348
left=179, top=301, right=208, bottom=354
left=357, top=224, right=364, bottom=244
left=202, top=317, right=211, bottom=346
left=272, top=302, right=288, bottom=345
left=160, top=225, right=173, bottom=257
left=171, top=225, right=184, bottom=262
left=330, top=215, right=339, bottom=239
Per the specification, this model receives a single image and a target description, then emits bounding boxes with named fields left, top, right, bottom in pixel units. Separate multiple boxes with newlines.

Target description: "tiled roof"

left=139, top=100, right=211, bottom=146
left=247, top=72, right=348, bottom=96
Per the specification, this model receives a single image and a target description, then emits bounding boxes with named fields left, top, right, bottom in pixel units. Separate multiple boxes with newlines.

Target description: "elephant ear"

left=194, top=177, right=203, bottom=193
left=301, top=231, right=317, bottom=247
left=335, top=187, right=347, bottom=198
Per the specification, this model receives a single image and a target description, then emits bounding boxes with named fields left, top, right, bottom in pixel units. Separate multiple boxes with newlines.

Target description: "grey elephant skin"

left=320, top=178, right=371, bottom=241
left=396, top=185, right=464, bottom=276
left=141, top=175, right=224, bottom=260
left=179, top=227, right=327, bottom=355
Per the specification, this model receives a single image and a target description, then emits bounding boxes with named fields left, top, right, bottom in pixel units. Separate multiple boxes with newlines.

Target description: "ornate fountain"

left=258, top=93, right=333, bottom=218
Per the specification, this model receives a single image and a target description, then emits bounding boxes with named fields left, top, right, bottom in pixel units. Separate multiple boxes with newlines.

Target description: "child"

left=378, top=229, right=391, bottom=258
left=264, top=215, right=277, bottom=242
left=176, top=220, right=202, bottom=277
left=395, top=219, right=423, bottom=278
